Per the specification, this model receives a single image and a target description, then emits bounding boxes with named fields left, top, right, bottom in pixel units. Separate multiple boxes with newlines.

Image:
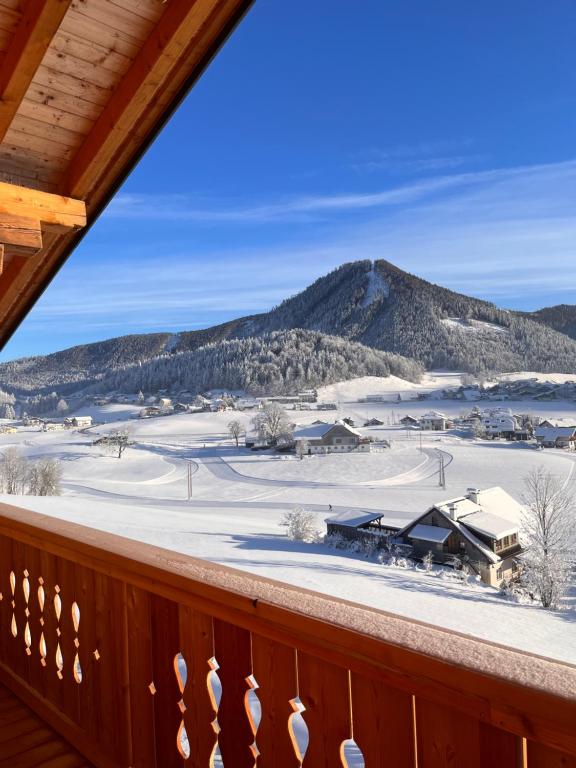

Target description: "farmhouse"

left=326, top=510, right=401, bottom=545
left=399, top=487, right=523, bottom=586
left=420, top=411, right=450, bottom=430
left=535, top=426, right=576, bottom=449
left=400, top=415, right=419, bottom=427
left=293, top=421, right=368, bottom=454
left=65, top=415, right=93, bottom=428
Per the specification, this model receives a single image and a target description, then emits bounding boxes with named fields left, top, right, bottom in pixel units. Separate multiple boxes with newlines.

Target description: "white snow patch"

left=442, top=317, right=509, bottom=335
left=164, top=333, right=181, bottom=353
left=360, top=262, right=389, bottom=308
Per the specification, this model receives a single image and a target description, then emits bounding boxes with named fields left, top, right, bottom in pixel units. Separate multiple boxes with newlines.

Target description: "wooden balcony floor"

left=0, top=684, right=92, bottom=768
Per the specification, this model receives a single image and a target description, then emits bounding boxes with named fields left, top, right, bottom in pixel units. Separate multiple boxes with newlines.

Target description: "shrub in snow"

left=421, top=550, right=434, bottom=573
left=281, top=506, right=319, bottom=543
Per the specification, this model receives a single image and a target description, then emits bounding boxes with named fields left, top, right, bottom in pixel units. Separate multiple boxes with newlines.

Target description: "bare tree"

left=107, top=428, right=131, bottom=459
left=252, top=402, right=291, bottom=445
left=227, top=419, right=243, bottom=447
left=0, top=448, right=28, bottom=494
left=28, top=458, right=62, bottom=496
left=521, top=467, right=574, bottom=609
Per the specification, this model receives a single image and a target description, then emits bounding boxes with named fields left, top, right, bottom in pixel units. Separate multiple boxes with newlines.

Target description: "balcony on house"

left=0, top=502, right=575, bottom=767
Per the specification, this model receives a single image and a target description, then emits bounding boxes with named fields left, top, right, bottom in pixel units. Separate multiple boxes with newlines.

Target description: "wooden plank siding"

left=0, top=0, right=255, bottom=349
left=0, top=503, right=573, bottom=767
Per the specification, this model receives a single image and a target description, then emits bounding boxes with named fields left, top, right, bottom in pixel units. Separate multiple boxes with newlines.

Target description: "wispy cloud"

left=106, top=161, right=563, bottom=224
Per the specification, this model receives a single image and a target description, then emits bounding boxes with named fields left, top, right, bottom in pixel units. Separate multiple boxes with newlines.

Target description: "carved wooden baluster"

left=349, top=671, right=415, bottom=767
left=251, top=634, right=301, bottom=767
left=9, top=569, right=16, bottom=639
left=38, top=577, right=47, bottom=669
left=297, top=652, right=351, bottom=767
left=75, top=563, right=102, bottom=753
left=22, top=569, right=32, bottom=657
left=149, top=595, right=186, bottom=768
left=178, top=605, right=218, bottom=768
left=125, top=583, right=156, bottom=768
left=54, top=585, right=64, bottom=680
left=213, top=618, right=256, bottom=768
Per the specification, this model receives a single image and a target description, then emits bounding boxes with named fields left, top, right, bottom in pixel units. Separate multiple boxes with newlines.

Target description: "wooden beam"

left=0, top=180, right=85, bottom=229
left=62, top=0, right=231, bottom=199
left=0, top=214, right=42, bottom=252
left=0, top=245, right=3, bottom=276
left=0, top=0, right=74, bottom=143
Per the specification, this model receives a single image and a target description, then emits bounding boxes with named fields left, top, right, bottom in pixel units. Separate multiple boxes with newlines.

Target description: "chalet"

left=173, top=403, right=189, bottom=413
left=420, top=411, right=450, bottom=430
left=364, top=418, right=385, bottom=426
left=293, top=422, right=368, bottom=454
left=535, top=426, right=576, bottom=449
left=400, top=415, right=419, bottom=427
left=66, top=415, right=93, bottom=428
left=399, top=487, right=523, bottom=587
left=43, top=421, right=66, bottom=432
left=157, top=397, right=173, bottom=409
left=326, top=510, right=401, bottom=545
left=317, top=402, right=338, bottom=410
left=481, top=409, right=518, bottom=439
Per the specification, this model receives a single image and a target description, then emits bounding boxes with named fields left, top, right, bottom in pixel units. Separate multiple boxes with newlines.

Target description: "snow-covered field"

left=2, top=372, right=575, bottom=664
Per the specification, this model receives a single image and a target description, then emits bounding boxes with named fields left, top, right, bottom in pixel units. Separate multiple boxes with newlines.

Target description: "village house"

left=317, top=402, right=338, bottom=410
left=400, top=415, right=420, bottom=427
left=399, top=487, right=523, bottom=586
left=293, top=421, right=369, bottom=454
left=481, top=409, right=518, bottom=439
left=326, top=487, right=523, bottom=587
left=420, top=411, right=450, bottom=430
left=65, top=415, right=93, bottom=428
left=139, top=406, right=163, bottom=419
left=535, top=426, right=576, bottom=449
left=298, top=389, right=318, bottom=403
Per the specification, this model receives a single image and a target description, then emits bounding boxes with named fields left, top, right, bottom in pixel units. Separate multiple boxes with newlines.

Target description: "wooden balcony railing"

left=0, top=501, right=575, bottom=768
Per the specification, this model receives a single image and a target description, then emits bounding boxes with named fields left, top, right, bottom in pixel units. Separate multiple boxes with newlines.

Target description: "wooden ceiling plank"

left=63, top=0, right=231, bottom=199
left=0, top=213, right=42, bottom=251
left=25, top=82, right=102, bottom=122
left=18, top=98, right=93, bottom=135
left=50, top=28, right=133, bottom=75
left=0, top=0, right=74, bottom=143
left=0, top=180, right=85, bottom=228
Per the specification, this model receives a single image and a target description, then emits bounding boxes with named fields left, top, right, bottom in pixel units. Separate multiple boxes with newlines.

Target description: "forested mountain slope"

left=1, top=260, right=576, bottom=395
left=525, top=304, right=576, bottom=341
left=95, top=330, right=423, bottom=396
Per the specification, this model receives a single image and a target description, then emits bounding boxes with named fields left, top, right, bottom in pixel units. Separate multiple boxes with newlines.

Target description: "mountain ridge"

left=1, top=260, right=576, bottom=396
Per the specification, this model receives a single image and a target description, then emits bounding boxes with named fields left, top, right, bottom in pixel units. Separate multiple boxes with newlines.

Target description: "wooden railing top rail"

left=1, top=501, right=575, bottom=757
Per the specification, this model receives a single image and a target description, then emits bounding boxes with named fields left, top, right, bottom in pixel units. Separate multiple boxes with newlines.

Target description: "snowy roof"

left=459, top=511, right=518, bottom=540
left=293, top=422, right=362, bottom=440
left=326, top=510, right=384, bottom=528
left=408, top=524, right=451, bottom=544
left=535, top=426, right=576, bottom=440
left=539, top=417, right=576, bottom=428
left=421, top=411, right=447, bottom=419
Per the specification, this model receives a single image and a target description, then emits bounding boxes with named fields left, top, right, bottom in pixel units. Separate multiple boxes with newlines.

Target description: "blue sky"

left=4, top=0, right=576, bottom=360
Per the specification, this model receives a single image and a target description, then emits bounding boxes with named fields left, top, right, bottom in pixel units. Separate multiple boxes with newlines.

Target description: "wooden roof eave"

left=0, top=0, right=254, bottom=352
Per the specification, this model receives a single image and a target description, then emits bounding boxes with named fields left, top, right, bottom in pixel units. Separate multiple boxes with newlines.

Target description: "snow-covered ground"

left=2, top=372, right=575, bottom=664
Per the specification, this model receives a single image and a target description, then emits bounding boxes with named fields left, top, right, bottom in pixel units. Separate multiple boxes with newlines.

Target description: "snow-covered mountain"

left=2, top=260, right=576, bottom=395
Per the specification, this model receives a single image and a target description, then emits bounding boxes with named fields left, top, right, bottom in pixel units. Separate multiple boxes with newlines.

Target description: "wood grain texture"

left=0, top=0, right=73, bottom=143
